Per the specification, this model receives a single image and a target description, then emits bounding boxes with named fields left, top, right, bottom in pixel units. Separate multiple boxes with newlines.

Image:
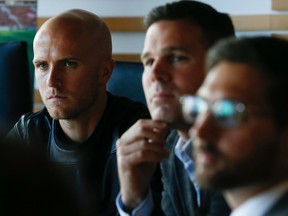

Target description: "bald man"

left=8, top=9, right=157, bottom=216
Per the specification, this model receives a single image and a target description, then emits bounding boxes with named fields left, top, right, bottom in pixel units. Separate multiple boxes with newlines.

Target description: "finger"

left=120, top=119, right=168, bottom=145
left=119, top=147, right=169, bottom=166
left=117, top=138, right=168, bottom=157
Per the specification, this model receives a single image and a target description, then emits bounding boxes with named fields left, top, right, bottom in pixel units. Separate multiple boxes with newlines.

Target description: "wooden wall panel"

left=271, top=15, right=288, bottom=30
left=231, top=15, right=288, bottom=31
left=37, top=17, right=145, bottom=32
left=104, top=17, right=145, bottom=32
left=231, top=15, right=270, bottom=31
left=272, top=0, right=288, bottom=10
left=113, top=54, right=141, bottom=62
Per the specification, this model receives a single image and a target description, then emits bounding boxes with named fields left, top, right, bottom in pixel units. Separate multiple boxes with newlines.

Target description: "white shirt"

left=231, top=180, right=288, bottom=216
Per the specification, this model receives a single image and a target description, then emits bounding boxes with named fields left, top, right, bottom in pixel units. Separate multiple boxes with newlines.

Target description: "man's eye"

left=64, top=61, right=77, bottom=68
left=40, top=63, right=47, bottom=68
left=170, top=55, right=187, bottom=62
left=36, top=63, right=49, bottom=70
left=143, top=59, right=154, bottom=67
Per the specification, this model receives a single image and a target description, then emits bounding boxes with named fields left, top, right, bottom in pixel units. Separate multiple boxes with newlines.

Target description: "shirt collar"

left=231, top=180, right=288, bottom=216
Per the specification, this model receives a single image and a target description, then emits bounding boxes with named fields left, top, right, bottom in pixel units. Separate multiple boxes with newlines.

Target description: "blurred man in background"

left=183, top=36, right=288, bottom=215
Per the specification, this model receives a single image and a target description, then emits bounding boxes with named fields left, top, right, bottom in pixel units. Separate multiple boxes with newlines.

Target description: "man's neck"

left=177, top=129, right=190, bottom=141
left=59, top=93, right=107, bottom=144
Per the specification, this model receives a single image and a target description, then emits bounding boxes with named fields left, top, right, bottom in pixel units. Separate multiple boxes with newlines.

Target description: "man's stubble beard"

left=195, top=140, right=279, bottom=191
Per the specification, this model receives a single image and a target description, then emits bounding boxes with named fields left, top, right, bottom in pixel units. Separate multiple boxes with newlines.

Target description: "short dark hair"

left=144, top=0, right=235, bottom=48
left=207, top=36, right=288, bottom=128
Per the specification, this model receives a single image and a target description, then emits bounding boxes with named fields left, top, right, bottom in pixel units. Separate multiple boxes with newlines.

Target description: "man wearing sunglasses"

left=182, top=36, right=288, bottom=215
left=116, top=1, right=235, bottom=215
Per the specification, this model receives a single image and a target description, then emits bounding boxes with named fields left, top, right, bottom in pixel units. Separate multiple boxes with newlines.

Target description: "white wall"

left=192, top=0, right=272, bottom=15
left=37, top=0, right=288, bottom=54
left=38, top=0, right=175, bottom=17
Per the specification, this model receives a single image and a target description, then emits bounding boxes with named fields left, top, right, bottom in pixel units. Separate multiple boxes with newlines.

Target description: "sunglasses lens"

left=181, top=96, right=246, bottom=128
left=181, top=96, right=207, bottom=124
left=213, top=100, right=245, bottom=128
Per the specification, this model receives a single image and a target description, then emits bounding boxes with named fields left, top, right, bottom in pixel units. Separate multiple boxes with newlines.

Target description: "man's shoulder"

left=107, top=93, right=150, bottom=135
left=7, top=108, right=52, bottom=145
left=10, top=108, right=52, bottom=137
left=18, top=108, right=52, bottom=126
left=108, top=93, right=148, bottom=113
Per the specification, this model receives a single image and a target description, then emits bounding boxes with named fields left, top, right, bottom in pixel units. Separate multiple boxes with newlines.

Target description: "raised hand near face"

left=116, top=119, right=169, bottom=209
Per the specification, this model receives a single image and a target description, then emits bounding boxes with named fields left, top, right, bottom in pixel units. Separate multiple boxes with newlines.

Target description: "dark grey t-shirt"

left=8, top=92, right=150, bottom=216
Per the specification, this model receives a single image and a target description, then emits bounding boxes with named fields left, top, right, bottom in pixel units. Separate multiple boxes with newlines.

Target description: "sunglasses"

left=180, top=96, right=246, bottom=128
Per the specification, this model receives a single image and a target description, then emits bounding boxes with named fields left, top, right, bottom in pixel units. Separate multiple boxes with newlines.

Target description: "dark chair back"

left=107, top=60, right=146, bottom=105
left=0, top=41, right=33, bottom=135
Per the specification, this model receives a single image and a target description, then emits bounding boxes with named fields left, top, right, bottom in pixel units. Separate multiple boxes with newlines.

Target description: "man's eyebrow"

left=58, top=57, right=79, bottom=62
left=33, top=59, right=45, bottom=64
left=141, top=46, right=189, bottom=60
left=140, top=52, right=150, bottom=61
left=33, top=57, right=79, bottom=63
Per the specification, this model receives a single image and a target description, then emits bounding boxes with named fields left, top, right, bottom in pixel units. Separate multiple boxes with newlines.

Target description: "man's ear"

left=101, top=59, right=114, bottom=84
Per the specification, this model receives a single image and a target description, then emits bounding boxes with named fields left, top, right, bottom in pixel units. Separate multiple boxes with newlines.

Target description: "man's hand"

left=116, top=119, right=169, bottom=210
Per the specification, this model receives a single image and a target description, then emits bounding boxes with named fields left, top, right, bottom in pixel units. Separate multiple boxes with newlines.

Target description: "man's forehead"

left=146, top=19, right=202, bottom=38
left=143, top=27, right=205, bottom=54
left=199, top=62, right=267, bottom=105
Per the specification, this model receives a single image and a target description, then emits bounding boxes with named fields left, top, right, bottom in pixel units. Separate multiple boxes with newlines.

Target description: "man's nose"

left=150, top=59, right=170, bottom=82
left=46, top=66, right=62, bottom=88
